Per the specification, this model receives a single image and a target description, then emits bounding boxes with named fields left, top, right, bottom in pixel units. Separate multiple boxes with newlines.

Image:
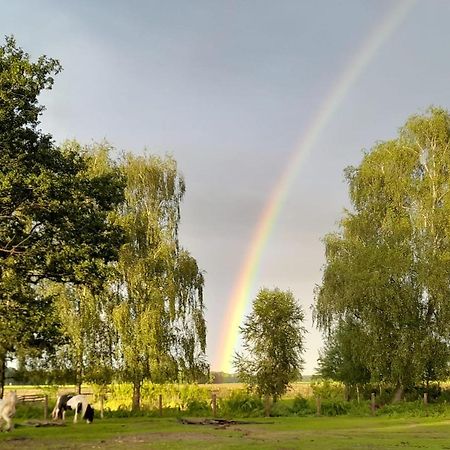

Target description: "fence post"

left=371, top=392, right=376, bottom=415
left=100, top=394, right=104, bottom=419
left=212, top=393, right=217, bottom=417
left=423, top=392, right=428, bottom=406
left=315, top=396, right=321, bottom=416
left=43, top=395, right=48, bottom=420
left=159, top=394, right=163, bottom=417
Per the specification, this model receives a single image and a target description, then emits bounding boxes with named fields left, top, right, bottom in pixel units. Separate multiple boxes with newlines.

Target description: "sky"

left=2, top=0, right=450, bottom=374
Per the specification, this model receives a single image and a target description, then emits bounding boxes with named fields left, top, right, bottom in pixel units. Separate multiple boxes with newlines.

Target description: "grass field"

left=2, top=415, right=450, bottom=449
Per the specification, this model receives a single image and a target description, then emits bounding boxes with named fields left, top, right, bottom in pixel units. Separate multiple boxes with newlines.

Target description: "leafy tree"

left=113, top=153, right=207, bottom=410
left=234, top=288, right=306, bottom=404
left=316, top=319, right=371, bottom=396
left=0, top=37, right=124, bottom=395
left=45, top=142, right=125, bottom=392
left=314, top=108, right=450, bottom=394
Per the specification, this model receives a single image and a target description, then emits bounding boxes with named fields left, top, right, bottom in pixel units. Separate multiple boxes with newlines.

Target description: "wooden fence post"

left=159, top=394, right=163, bottom=417
left=44, top=395, right=48, bottom=420
left=100, top=394, right=104, bottom=419
left=423, top=392, right=428, bottom=406
left=212, top=393, right=217, bottom=417
left=371, top=393, right=376, bottom=415
left=316, top=396, right=321, bottom=416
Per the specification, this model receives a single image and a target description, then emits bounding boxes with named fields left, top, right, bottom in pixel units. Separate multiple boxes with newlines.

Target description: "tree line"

left=0, top=37, right=207, bottom=409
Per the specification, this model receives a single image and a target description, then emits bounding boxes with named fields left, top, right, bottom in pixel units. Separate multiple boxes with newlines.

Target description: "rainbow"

left=217, top=0, right=416, bottom=372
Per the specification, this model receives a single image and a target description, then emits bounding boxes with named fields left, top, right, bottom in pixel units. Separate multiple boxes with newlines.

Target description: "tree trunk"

left=264, top=395, right=271, bottom=417
left=76, top=360, right=82, bottom=394
left=0, top=350, right=6, bottom=399
left=393, top=384, right=404, bottom=403
left=344, top=385, right=350, bottom=401
left=132, top=379, right=141, bottom=411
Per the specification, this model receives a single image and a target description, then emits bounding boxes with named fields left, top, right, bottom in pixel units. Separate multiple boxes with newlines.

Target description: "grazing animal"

left=52, top=394, right=73, bottom=421
left=52, top=394, right=94, bottom=424
left=0, top=391, right=17, bottom=432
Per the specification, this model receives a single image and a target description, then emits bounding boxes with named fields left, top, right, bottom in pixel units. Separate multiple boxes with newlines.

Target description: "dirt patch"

left=111, top=431, right=217, bottom=443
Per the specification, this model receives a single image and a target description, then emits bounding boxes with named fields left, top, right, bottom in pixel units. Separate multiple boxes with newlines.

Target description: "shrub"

left=320, top=399, right=351, bottom=416
left=311, top=380, right=345, bottom=401
left=291, top=395, right=314, bottom=416
left=220, top=390, right=264, bottom=417
left=270, top=401, right=292, bottom=417
left=186, top=399, right=210, bottom=415
left=14, top=403, right=46, bottom=419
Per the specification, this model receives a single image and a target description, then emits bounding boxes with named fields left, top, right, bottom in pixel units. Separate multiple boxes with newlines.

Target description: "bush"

left=376, top=400, right=450, bottom=417
left=220, top=390, right=264, bottom=417
left=186, top=399, right=210, bottom=415
left=311, top=380, right=345, bottom=401
left=320, top=399, right=351, bottom=416
left=270, top=401, right=292, bottom=417
left=14, top=403, right=46, bottom=419
left=291, top=395, right=314, bottom=416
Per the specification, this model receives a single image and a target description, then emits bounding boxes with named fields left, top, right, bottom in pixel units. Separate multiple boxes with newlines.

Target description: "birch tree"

left=234, top=288, right=306, bottom=403
left=314, top=108, right=450, bottom=392
left=113, top=153, right=207, bottom=410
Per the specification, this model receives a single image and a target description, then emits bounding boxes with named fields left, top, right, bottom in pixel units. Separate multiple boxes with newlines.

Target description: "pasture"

left=1, top=415, right=450, bottom=449
left=4, top=382, right=450, bottom=448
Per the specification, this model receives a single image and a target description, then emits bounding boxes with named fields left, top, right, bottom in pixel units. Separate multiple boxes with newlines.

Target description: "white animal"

left=0, top=391, right=17, bottom=431
left=66, top=395, right=94, bottom=424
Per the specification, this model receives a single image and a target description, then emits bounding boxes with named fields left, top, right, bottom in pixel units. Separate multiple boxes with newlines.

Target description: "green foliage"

left=14, top=402, right=47, bottom=419
left=316, top=319, right=371, bottom=386
left=320, top=399, right=351, bottom=416
left=315, top=107, right=450, bottom=389
left=0, top=37, right=124, bottom=395
left=291, top=395, right=312, bottom=415
left=269, top=401, right=293, bottom=417
left=310, top=380, right=345, bottom=401
left=185, top=399, right=210, bottom=415
left=112, top=153, right=207, bottom=409
left=219, top=390, right=264, bottom=417
left=103, top=382, right=211, bottom=413
left=234, top=288, right=306, bottom=402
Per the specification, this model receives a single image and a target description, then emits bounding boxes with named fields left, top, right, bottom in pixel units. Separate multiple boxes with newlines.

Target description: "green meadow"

left=2, top=416, right=450, bottom=449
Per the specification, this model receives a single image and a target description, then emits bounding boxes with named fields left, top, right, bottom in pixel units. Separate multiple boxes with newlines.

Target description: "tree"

left=0, top=37, right=125, bottom=395
left=314, top=108, right=450, bottom=394
left=234, top=288, right=306, bottom=404
left=316, top=319, right=371, bottom=398
left=112, top=153, right=207, bottom=410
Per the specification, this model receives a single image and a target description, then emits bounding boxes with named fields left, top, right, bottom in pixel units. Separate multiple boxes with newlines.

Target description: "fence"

left=17, top=391, right=219, bottom=419
left=14, top=390, right=439, bottom=419
left=18, top=394, right=49, bottom=420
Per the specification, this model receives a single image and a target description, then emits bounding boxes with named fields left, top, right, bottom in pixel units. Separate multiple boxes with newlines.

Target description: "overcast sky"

left=2, top=0, right=450, bottom=374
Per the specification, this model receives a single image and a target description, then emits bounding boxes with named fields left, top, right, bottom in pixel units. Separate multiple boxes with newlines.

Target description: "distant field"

left=5, top=381, right=313, bottom=397
left=5, top=381, right=315, bottom=405
left=198, top=381, right=314, bottom=398
left=2, top=415, right=450, bottom=449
